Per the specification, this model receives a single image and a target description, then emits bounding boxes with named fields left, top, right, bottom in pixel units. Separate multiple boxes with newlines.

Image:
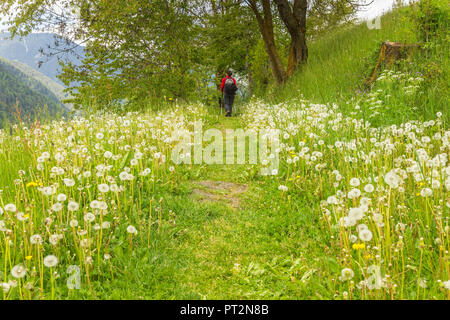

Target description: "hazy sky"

left=358, top=0, right=411, bottom=19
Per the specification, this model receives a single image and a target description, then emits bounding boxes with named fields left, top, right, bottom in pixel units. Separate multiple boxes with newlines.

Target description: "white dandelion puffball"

left=30, top=234, right=43, bottom=245
left=90, top=200, right=100, bottom=209
left=127, top=225, right=138, bottom=235
left=327, top=196, right=338, bottom=205
left=359, top=229, right=373, bottom=242
left=4, top=203, right=17, bottom=213
left=342, top=216, right=357, bottom=227
left=350, top=178, right=360, bottom=187
left=43, top=255, right=58, bottom=268
left=49, top=234, right=62, bottom=246
left=1, top=282, right=10, bottom=293
left=11, top=265, right=27, bottom=278
left=347, top=188, right=361, bottom=199
left=98, top=184, right=110, bottom=193
left=83, top=171, right=92, bottom=178
left=84, top=213, right=95, bottom=223
left=348, top=207, right=364, bottom=221
left=51, top=203, right=63, bottom=212
left=55, top=153, right=65, bottom=163
left=384, top=171, right=400, bottom=188
left=373, top=214, right=384, bottom=227
left=443, top=280, right=450, bottom=290
left=67, top=201, right=80, bottom=212
left=63, top=178, right=76, bottom=187
left=341, top=268, right=354, bottom=281
left=56, top=193, right=67, bottom=202
left=420, top=188, right=432, bottom=197
left=42, top=186, right=56, bottom=196
left=364, top=184, right=374, bottom=193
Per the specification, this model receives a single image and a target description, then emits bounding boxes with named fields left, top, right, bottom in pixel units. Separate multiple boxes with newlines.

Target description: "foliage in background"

left=413, top=0, right=449, bottom=43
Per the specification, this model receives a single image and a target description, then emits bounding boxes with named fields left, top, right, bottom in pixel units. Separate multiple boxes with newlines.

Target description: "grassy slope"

left=273, top=7, right=416, bottom=104
left=270, top=6, right=448, bottom=124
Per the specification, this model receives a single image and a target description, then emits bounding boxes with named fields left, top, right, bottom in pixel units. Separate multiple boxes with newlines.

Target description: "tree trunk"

left=246, top=21, right=254, bottom=96
left=248, top=0, right=286, bottom=85
left=275, top=0, right=308, bottom=77
left=262, top=30, right=286, bottom=85
left=286, top=30, right=307, bottom=76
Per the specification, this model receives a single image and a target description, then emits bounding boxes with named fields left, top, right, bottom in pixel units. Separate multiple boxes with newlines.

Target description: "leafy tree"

left=245, top=0, right=373, bottom=85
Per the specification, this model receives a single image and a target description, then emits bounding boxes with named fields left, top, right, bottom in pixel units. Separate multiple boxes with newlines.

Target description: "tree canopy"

left=0, top=0, right=372, bottom=109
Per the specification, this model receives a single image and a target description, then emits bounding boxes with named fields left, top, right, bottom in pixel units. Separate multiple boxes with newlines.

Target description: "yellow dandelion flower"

left=352, top=243, right=365, bottom=250
left=25, top=256, right=32, bottom=261
left=26, top=182, right=38, bottom=188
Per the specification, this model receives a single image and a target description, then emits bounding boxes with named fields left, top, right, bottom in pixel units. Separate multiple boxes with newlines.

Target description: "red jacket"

left=221, top=75, right=237, bottom=93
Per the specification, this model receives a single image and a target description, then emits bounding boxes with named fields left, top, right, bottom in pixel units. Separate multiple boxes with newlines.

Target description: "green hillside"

left=0, top=57, right=70, bottom=106
left=0, top=59, right=67, bottom=126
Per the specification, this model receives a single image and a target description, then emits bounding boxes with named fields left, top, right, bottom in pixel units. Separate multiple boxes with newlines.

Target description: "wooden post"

left=366, top=42, right=420, bottom=86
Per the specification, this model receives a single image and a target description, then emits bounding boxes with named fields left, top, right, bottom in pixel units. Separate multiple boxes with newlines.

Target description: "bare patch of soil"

left=192, top=180, right=248, bottom=209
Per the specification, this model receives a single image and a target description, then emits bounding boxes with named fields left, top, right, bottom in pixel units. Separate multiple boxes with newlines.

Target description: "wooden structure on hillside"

left=366, top=41, right=420, bottom=86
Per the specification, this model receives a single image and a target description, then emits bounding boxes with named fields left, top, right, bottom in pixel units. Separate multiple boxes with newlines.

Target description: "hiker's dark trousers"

left=224, top=94, right=235, bottom=114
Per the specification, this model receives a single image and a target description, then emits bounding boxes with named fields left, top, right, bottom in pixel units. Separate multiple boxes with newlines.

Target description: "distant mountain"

left=0, top=33, right=85, bottom=85
left=0, top=58, right=67, bottom=127
left=0, top=57, right=67, bottom=101
left=0, top=57, right=72, bottom=109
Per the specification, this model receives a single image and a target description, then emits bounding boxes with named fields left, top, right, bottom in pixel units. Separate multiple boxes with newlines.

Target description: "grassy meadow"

left=0, top=5, right=448, bottom=300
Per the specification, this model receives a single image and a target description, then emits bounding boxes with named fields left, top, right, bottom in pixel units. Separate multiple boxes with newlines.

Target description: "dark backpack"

left=224, top=78, right=237, bottom=95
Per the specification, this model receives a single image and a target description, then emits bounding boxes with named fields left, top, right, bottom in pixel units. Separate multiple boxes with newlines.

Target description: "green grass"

left=270, top=8, right=414, bottom=103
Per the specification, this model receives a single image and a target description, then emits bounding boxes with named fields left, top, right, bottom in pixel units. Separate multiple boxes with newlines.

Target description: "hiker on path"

left=221, top=70, right=238, bottom=117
